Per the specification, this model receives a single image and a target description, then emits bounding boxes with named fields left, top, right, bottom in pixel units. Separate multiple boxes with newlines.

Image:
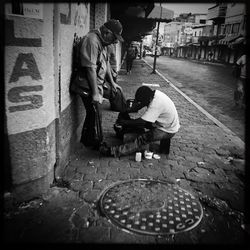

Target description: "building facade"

left=162, top=3, right=246, bottom=64
left=4, top=3, right=122, bottom=201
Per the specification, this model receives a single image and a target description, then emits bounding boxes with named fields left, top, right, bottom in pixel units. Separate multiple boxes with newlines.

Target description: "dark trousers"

left=111, top=128, right=175, bottom=157
left=80, top=83, right=127, bottom=146
left=126, top=58, right=134, bottom=72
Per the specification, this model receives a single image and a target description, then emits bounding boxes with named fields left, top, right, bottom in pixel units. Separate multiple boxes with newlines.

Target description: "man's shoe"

left=99, top=143, right=111, bottom=156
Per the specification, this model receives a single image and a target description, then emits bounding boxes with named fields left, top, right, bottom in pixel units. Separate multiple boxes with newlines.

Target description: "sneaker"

left=99, top=142, right=111, bottom=156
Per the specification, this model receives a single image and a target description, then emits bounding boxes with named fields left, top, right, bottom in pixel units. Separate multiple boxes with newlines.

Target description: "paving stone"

left=129, top=171, right=141, bottom=179
left=139, top=167, right=162, bottom=179
left=95, top=217, right=112, bottom=227
left=64, top=165, right=76, bottom=181
left=70, top=180, right=86, bottom=192
left=109, top=227, right=156, bottom=243
left=93, top=179, right=114, bottom=190
left=75, top=204, right=91, bottom=218
left=79, top=226, right=111, bottom=243
left=83, top=190, right=101, bottom=203
left=113, top=170, right=131, bottom=180
left=184, top=168, right=227, bottom=183
left=129, top=162, right=142, bottom=168
left=184, top=155, right=204, bottom=163
left=84, top=171, right=106, bottom=181
left=215, top=148, right=231, bottom=156
left=75, top=165, right=96, bottom=175
left=231, top=159, right=245, bottom=172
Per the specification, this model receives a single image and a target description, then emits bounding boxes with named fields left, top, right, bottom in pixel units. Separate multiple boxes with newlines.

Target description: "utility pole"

left=152, top=3, right=162, bottom=74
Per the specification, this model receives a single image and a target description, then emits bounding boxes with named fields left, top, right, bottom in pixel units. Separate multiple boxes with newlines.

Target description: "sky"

left=160, top=3, right=215, bottom=17
left=155, top=3, right=215, bottom=34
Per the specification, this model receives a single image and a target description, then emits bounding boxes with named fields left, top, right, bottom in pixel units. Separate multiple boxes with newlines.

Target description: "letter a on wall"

left=9, top=53, right=42, bottom=83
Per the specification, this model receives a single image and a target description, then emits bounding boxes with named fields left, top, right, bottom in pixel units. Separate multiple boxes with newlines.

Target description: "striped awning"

left=218, top=35, right=241, bottom=45
left=229, top=36, right=246, bottom=48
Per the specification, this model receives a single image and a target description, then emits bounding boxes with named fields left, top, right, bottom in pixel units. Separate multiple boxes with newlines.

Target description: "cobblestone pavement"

left=4, top=59, right=248, bottom=245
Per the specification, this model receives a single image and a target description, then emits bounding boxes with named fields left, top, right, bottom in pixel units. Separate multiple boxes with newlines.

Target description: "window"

left=232, top=23, right=240, bottom=34
left=225, top=24, right=232, bottom=34
left=200, top=19, right=206, bottom=24
left=220, top=24, right=225, bottom=35
left=12, top=2, right=24, bottom=15
left=242, top=15, right=246, bottom=31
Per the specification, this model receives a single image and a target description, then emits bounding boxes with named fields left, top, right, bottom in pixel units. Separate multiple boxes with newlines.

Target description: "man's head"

left=135, top=86, right=155, bottom=107
left=101, top=19, right=124, bottom=45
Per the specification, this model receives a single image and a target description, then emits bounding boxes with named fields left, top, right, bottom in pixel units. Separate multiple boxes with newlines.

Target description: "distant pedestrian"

left=100, top=86, right=180, bottom=157
left=208, top=51, right=213, bottom=61
left=234, top=51, right=246, bottom=108
left=126, top=44, right=136, bottom=74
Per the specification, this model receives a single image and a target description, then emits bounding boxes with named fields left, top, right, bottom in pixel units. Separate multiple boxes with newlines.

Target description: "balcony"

left=207, top=4, right=227, bottom=21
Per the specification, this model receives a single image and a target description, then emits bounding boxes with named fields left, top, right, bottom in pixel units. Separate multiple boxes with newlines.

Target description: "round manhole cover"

left=99, top=179, right=203, bottom=236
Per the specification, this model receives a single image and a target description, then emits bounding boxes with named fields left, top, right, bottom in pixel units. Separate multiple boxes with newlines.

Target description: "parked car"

left=145, top=49, right=153, bottom=56
left=150, top=50, right=161, bottom=57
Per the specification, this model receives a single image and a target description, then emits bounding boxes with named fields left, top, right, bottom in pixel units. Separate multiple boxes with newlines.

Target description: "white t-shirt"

left=141, top=90, right=180, bottom=133
left=236, top=54, right=246, bottom=79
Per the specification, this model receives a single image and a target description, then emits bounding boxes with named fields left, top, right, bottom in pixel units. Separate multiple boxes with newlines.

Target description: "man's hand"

left=112, top=83, right=122, bottom=92
left=92, top=93, right=103, bottom=104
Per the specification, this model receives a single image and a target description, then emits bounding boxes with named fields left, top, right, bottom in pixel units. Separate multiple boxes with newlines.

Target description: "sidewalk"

left=4, top=59, right=247, bottom=245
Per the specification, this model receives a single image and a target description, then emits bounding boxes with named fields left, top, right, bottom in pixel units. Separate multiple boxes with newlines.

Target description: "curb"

left=161, top=56, right=228, bottom=67
left=142, top=59, right=245, bottom=148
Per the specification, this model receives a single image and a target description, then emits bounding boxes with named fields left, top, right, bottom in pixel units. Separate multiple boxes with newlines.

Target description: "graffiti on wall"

left=60, top=3, right=71, bottom=25
left=6, top=19, right=43, bottom=113
left=74, top=3, right=88, bottom=28
left=60, top=3, right=88, bottom=28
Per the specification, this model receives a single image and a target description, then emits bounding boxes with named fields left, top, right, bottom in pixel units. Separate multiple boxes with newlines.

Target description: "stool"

left=160, top=138, right=171, bottom=154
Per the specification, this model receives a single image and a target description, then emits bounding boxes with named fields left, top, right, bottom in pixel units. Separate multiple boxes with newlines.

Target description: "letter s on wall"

left=8, top=85, right=43, bottom=112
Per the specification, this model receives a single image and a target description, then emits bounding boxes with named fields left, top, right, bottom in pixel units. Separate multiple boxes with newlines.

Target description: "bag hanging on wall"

left=70, top=70, right=91, bottom=97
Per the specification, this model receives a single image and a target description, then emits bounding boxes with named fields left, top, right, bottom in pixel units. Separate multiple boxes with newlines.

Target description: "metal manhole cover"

left=99, top=179, right=203, bottom=236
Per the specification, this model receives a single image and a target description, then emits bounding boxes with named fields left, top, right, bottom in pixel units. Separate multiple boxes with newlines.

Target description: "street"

left=144, top=56, right=245, bottom=141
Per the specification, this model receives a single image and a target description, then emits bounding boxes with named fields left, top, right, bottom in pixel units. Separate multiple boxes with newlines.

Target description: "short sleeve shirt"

left=236, top=54, right=246, bottom=79
left=107, top=44, right=117, bottom=73
left=141, top=90, right=180, bottom=133
left=80, top=30, right=108, bottom=86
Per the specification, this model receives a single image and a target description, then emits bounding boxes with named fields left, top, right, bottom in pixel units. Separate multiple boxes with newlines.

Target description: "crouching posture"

left=100, top=86, right=180, bottom=157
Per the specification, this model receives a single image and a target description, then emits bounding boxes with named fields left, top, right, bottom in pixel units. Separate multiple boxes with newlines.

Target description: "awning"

left=228, top=36, right=246, bottom=48
left=231, top=36, right=245, bottom=45
left=146, top=5, right=174, bottom=22
left=218, top=35, right=241, bottom=45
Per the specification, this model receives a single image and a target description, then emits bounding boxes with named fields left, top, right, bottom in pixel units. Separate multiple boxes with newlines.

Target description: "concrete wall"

left=4, top=3, right=112, bottom=201
left=5, top=4, right=56, bottom=201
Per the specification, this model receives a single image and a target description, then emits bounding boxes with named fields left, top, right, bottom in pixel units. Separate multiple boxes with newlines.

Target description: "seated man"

left=100, top=86, right=180, bottom=157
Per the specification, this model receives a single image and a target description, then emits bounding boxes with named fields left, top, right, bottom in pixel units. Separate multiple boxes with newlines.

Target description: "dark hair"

left=135, top=86, right=155, bottom=106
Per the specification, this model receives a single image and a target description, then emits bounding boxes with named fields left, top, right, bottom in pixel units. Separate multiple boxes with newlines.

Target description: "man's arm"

left=85, top=67, right=102, bottom=103
left=118, top=117, right=153, bottom=129
left=106, top=61, right=122, bottom=91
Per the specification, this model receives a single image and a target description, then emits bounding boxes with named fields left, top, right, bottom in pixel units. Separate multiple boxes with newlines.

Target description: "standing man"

left=100, top=86, right=180, bottom=157
left=79, top=19, right=126, bottom=148
left=234, top=49, right=246, bottom=109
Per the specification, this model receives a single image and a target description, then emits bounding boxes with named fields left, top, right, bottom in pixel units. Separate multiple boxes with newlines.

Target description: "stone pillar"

left=95, top=3, right=108, bottom=29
